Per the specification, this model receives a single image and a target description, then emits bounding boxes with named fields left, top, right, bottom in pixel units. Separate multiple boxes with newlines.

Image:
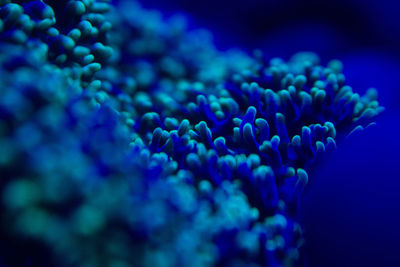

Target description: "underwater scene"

left=0, top=0, right=399, bottom=266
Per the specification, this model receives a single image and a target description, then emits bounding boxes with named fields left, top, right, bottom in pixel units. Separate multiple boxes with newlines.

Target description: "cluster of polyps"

left=0, top=1, right=383, bottom=266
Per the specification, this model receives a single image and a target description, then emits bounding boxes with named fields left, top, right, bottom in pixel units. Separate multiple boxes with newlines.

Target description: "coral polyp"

left=0, top=0, right=383, bottom=266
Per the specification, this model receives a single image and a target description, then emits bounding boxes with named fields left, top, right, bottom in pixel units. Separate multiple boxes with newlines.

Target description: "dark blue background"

left=139, top=1, right=400, bottom=266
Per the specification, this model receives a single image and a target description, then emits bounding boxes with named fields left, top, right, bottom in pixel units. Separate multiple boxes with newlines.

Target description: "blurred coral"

left=0, top=1, right=382, bottom=266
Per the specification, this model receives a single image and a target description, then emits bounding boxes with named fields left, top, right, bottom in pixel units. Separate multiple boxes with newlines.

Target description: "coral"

left=0, top=0, right=383, bottom=266
left=0, top=0, right=113, bottom=84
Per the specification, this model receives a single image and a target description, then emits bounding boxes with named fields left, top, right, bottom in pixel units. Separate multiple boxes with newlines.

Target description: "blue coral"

left=0, top=0, right=383, bottom=266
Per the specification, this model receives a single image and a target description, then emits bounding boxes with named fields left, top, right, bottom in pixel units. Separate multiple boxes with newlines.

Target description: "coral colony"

left=0, top=1, right=383, bottom=266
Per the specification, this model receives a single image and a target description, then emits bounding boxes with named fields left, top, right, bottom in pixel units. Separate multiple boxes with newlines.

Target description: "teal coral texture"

left=0, top=1, right=383, bottom=266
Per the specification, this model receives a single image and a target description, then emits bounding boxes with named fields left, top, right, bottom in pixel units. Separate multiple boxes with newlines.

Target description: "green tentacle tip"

left=254, top=165, right=274, bottom=179
left=214, top=136, right=226, bottom=151
left=294, top=75, right=307, bottom=89
left=243, top=123, right=255, bottom=144
left=67, top=1, right=87, bottom=16
left=296, top=168, right=308, bottom=187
